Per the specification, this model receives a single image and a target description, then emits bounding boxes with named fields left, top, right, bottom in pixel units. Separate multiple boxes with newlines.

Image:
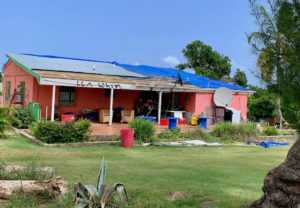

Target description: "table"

left=165, top=110, right=185, bottom=119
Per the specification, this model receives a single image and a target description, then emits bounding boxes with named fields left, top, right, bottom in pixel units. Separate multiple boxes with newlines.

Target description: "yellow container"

left=191, top=114, right=198, bottom=126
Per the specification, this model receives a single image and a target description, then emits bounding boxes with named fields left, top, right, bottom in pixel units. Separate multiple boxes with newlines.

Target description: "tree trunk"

left=244, top=137, right=300, bottom=208
left=276, top=93, right=284, bottom=128
left=0, top=177, right=68, bottom=200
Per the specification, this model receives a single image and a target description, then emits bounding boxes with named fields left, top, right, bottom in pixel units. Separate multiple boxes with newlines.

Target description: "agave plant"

left=74, top=157, right=129, bottom=208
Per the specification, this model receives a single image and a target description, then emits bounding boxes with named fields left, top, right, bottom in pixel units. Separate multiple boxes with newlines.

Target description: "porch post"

left=109, top=88, right=114, bottom=125
left=158, top=91, right=162, bottom=125
left=51, top=85, right=56, bottom=121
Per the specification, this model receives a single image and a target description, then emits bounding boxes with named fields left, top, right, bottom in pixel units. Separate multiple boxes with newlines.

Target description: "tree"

left=176, top=40, right=231, bottom=80
left=233, top=68, right=248, bottom=87
left=248, top=0, right=300, bottom=128
left=245, top=0, right=300, bottom=207
left=247, top=85, right=276, bottom=120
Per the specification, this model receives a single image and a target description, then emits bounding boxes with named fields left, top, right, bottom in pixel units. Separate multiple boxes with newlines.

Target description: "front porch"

left=90, top=122, right=208, bottom=135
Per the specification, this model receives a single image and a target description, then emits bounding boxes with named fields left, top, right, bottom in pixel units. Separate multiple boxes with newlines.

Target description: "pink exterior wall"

left=3, top=61, right=35, bottom=107
left=181, top=92, right=248, bottom=121
left=33, top=80, right=140, bottom=119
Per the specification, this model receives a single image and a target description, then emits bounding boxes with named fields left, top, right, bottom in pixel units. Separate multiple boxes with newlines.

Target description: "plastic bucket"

left=160, top=118, right=169, bottom=126
left=120, top=129, right=134, bottom=148
left=166, top=117, right=179, bottom=130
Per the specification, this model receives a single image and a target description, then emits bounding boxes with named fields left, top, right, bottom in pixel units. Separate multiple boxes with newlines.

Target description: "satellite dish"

left=213, top=87, right=233, bottom=107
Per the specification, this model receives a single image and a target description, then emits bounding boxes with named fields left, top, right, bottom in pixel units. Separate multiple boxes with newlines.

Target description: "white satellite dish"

left=213, top=87, right=233, bottom=107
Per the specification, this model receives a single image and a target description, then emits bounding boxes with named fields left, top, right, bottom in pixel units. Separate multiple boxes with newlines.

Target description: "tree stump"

left=244, top=137, right=300, bottom=208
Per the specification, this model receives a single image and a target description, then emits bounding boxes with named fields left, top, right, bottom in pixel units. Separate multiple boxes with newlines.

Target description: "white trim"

left=157, top=91, right=162, bottom=125
left=109, top=88, right=114, bottom=125
left=39, top=77, right=254, bottom=94
left=51, top=85, right=56, bottom=121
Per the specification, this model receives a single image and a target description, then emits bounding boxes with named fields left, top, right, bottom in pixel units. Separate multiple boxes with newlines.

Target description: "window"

left=59, top=87, right=75, bottom=106
left=5, top=81, right=11, bottom=101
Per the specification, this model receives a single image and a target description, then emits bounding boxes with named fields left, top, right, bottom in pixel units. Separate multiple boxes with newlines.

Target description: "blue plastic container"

left=138, top=116, right=156, bottom=122
left=198, top=117, right=208, bottom=130
left=165, top=117, right=180, bottom=130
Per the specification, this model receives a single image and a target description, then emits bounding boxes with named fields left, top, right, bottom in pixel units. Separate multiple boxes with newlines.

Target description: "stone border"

left=256, top=135, right=299, bottom=143
left=11, top=127, right=120, bottom=147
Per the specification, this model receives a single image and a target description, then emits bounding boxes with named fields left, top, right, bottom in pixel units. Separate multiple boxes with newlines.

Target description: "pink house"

left=2, top=53, right=253, bottom=125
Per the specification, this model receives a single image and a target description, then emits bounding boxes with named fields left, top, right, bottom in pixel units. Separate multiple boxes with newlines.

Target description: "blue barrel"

left=198, top=117, right=208, bottom=130
left=165, top=117, right=180, bottom=130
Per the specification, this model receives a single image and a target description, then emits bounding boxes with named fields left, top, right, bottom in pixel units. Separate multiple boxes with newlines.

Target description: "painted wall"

left=34, top=82, right=140, bottom=119
left=180, top=92, right=248, bottom=121
left=2, top=61, right=35, bottom=107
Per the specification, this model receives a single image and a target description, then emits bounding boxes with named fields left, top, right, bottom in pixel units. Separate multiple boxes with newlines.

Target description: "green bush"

left=30, top=119, right=91, bottom=144
left=12, top=107, right=34, bottom=129
left=210, top=122, right=259, bottom=141
left=129, top=118, right=155, bottom=142
left=183, top=127, right=207, bottom=139
left=263, top=126, right=278, bottom=136
left=157, top=128, right=182, bottom=140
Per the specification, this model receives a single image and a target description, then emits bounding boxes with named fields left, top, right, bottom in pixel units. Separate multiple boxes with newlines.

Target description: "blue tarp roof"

left=7, top=53, right=248, bottom=90
left=116, top=63, right=248, bottom=90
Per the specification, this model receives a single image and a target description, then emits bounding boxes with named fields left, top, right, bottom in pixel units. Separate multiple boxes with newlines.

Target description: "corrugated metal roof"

left=6, top=53, right=145, bottom=78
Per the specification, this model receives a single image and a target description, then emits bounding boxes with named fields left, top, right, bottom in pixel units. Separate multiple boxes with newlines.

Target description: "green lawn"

left=0, top=133, right=290, bottom=208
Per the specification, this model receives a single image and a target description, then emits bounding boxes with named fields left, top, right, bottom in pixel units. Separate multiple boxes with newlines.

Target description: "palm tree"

left=248, top=0, right=289, bottom=127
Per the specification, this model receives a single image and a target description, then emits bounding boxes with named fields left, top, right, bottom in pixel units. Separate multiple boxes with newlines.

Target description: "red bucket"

left=160, top=118, right=169, bottom=126
left=120, top=129, right=134, bottom=148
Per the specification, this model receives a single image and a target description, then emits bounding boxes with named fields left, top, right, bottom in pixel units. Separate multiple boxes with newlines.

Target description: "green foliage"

left=184, top=127, right=207, bottom=139
left=176, top=40, right=231, bottom=80
left=129, top=118, right=155, bottom=142
left=248, top=0, right=300, bottom=131
left=233, top=68, right=248, bottom=87
left=157, top=128, right=182, bottom=140
left=263, top=126, right=278, bottom=136
left=0, top=107, right=14, bottom=138
left=247, top=85, right=276, bottom=121
left=11, top=107, right=34, bottom=129
left=0, top=161, right=53, bottom=180
left=74, top=157, right=128, bottom=208
left=30, top=119, right=91, bottom=144
left=211, top=122, right=259, bottom=141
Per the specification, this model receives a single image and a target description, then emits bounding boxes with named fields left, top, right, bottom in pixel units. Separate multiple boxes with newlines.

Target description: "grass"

left=0, top=133, right=291, bottom=208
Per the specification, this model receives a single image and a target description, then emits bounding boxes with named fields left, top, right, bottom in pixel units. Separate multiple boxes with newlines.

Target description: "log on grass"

left=0, top=176, right=68, bottom=200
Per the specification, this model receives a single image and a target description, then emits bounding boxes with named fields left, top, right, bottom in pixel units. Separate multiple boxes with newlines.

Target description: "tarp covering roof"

left=6, top=53, right=248, bottom=90
left=117, top=63, right=248, bottom=90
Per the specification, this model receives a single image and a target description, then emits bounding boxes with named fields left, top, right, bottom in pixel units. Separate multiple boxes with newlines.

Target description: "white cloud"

left=133, top=61, right=140, bottom=66
left=162, top=56, right=180, bottom=66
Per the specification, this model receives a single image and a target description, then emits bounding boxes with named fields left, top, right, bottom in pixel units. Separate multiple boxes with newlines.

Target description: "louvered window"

left=59, top=87, right=75, bottom=106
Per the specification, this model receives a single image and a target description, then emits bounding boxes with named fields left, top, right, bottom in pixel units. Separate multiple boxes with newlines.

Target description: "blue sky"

left=0, top=0, right=261, bottom=86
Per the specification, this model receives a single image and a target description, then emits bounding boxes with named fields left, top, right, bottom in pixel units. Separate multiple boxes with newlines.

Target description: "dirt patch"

left=166, top=191, right=189, bottom=201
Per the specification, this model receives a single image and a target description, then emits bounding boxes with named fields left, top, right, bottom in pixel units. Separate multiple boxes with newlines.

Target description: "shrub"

left=30, top=119, right=91, bottom=144
left=0, top=107, right=15, bottom=138
left=263, top=126, right=278, bottom=136
left=12, top=107, right=34, bottom=129
left=157, top=128, right=182, bottom=140
left=183, top=127, right=207, bottom=139
left=210, top=122, right=259, bottom=141
left=129, top=118, right=155, bottom=142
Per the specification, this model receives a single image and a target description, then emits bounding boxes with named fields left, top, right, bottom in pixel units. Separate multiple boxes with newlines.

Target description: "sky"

left=0, top=0, right=262, bottom=86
